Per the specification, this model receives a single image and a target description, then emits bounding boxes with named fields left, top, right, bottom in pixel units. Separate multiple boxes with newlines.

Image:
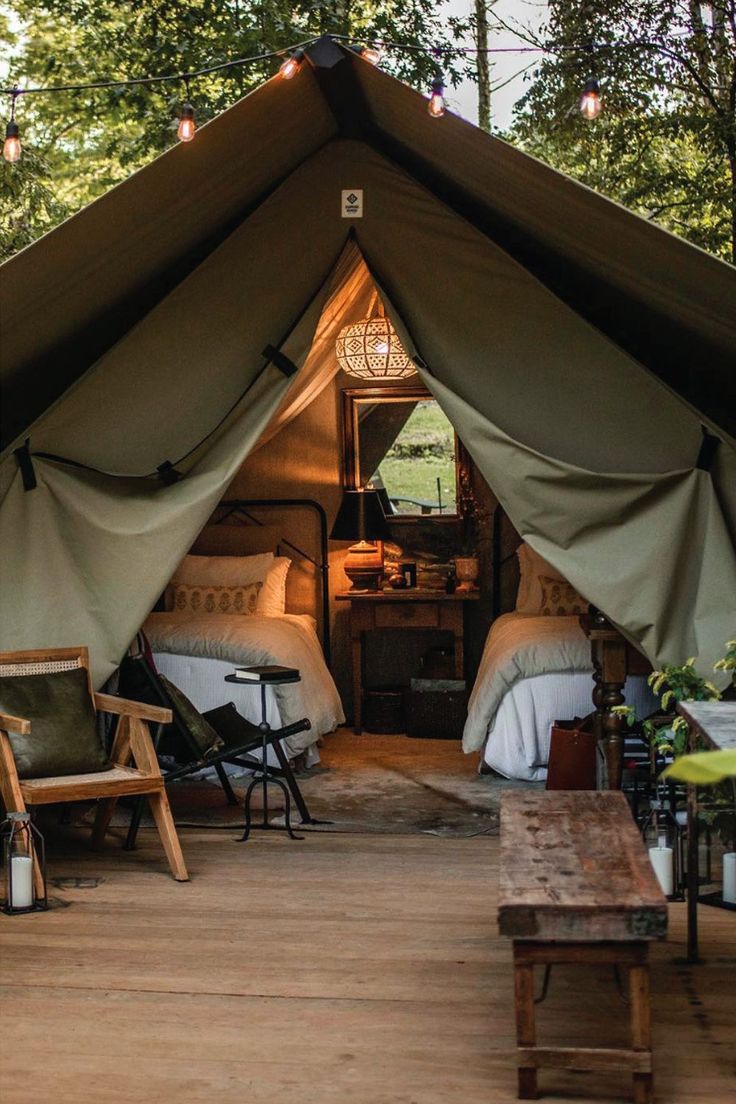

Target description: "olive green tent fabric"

left=1, top=40, right=734, bottom=688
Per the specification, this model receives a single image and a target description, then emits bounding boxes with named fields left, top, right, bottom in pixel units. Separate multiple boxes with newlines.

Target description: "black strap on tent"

left=156, top=460, right=182, bottom=485
left=695, top=428, right=720, bottom=472
left=13, top=439, right=37, bottom=491
left=262, top=344, right=299, bottom=377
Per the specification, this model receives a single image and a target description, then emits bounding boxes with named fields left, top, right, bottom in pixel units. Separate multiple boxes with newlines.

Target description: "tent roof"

left=1, top=35, right=735, bottom=451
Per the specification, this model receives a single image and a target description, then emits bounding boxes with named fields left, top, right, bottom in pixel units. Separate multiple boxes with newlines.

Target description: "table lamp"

left=331, top=489, right=390, bottom=591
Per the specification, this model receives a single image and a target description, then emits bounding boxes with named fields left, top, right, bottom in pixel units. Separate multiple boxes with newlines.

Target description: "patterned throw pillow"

left=538, top=576, right=588, bottom=616
left=171, top=581, right=262, bottom=616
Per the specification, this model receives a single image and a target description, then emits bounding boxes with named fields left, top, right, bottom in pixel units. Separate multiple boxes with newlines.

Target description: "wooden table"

left=676, top=700, right=736, bottom=963
left=580, top=610, right=652, bottom=790
left=335, top=589, right=479, bottom=734
left=499, top=790, right=667, bottom=1103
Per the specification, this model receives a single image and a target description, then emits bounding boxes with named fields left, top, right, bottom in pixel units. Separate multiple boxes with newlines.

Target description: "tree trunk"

left=475, top=0, right=491, bottom=132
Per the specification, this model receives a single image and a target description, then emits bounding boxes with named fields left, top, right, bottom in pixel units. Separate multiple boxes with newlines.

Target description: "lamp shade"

left=330, top=489, right=391, bottom=542
left=335, top=314, right=416, bottom=380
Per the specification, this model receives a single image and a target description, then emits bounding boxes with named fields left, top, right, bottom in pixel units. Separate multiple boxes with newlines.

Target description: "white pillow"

left=258, top=557, right=291, bottom=617
left=166, top=552, right=274, bottom=610
left=515, top=542, right=567, bottom=615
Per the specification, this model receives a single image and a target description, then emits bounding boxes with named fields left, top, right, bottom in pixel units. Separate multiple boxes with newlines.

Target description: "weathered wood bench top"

left=498, top=791, right=667, bottom=942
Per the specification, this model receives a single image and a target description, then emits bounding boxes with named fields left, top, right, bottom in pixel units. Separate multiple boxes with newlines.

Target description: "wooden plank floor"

left=1, top=826, right=734, bottom=1103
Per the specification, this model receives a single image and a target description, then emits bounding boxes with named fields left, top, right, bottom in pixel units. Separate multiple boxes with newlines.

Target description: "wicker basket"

left=406, top=679, right=467, bottom=740
left=363, top=687, right=406, bottom=734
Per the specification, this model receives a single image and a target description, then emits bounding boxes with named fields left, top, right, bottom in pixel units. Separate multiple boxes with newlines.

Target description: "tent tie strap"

left=157, top=461, right=183, bottom=486
left=696, top=429, right=720, bottom=472
left=13, top=440, right=37, bottom=492
left=262, top=344, right=298, bottom=377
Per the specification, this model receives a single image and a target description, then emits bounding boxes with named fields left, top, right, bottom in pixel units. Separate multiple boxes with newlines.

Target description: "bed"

left=142, top=500, right=344, bottom=764
left=463, top=541, right=656, bottom=782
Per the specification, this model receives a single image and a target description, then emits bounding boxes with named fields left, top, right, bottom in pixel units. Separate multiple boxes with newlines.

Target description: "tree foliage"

left=503, top=1, right=736, bottom=263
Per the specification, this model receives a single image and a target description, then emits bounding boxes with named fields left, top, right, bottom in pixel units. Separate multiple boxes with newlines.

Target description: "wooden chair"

left=0, top=647, right=189, bottom=885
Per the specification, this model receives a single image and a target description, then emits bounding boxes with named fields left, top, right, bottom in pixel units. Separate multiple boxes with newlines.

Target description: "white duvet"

left=143, top=611, right=344, bottom=750
left=464, top=612, right=656, bottom=781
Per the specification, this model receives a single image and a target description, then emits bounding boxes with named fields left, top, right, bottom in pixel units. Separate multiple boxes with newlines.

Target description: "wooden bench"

left=498, top=791, right=667, bottom=1103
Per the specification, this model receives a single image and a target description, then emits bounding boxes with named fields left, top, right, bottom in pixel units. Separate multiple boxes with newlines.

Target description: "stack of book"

left=232, top=665, right=300, bottom=683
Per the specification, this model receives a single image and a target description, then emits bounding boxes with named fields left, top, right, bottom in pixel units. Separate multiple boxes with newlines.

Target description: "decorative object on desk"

left=335, top=292, right=416, bottom=380
left=387, top=571, right=407, bottom=589
left=453, top=555, right=479, bottom=592
left=445, top=567, right=457, bottom=594
left=400, top=561, right=417, bottom=588
left=331, top=488, right=390, bottom=591
left=1, top=812, right=47, bottom=915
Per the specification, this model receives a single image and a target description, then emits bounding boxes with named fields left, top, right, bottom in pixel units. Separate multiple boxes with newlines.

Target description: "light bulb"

left=280, top=49, right=304, bottom=80
left=177, top=103, right=195, bottom=142
left=361, top=46, right=382, bottom=66
left=428, top=76, right=445, bottom=118
left=580, top=78, right=602, bottom=120
left=3, top=120, right=20, bottom=163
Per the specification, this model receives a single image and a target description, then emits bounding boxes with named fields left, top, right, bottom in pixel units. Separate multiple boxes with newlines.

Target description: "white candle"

left=10, top=854, right=34, bottom=909
left=723, top=852, right=736, bottom=905
left=648, top=846, right=674, bottom=897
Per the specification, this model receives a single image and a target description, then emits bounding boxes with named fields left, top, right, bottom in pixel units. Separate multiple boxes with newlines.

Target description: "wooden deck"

left=1, top=826, right=734, bottom=1103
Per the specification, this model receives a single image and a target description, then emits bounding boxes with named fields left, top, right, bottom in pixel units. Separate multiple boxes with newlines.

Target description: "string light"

left=3, top=90, right=21, bottom=163
left=3, top=29, right=689, bottom=156
left=280, top=49, right=304, bottom=80
left=579, top=76, right=602, bottom=119
left=427, top=74, right=445, bottom=118
left=360, top=45, right=382, bottom=66
left=177, top=78, right=196, bottom=141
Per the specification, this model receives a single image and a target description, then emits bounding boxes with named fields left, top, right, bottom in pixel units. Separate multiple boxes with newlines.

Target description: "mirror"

left=342, top=387, right=460, bottom=518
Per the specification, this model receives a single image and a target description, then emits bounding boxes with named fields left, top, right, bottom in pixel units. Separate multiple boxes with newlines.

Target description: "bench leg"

left=629, top=961, right=653, bottom=1104
left=514, top=950, right=538, bottom=1100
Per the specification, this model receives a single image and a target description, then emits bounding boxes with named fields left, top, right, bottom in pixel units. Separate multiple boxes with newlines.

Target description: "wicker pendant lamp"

left=335, top=292, right=416, bottom=380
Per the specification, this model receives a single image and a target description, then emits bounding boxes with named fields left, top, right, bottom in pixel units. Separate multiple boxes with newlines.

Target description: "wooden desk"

left=676, top=700, right=736, bottom=963
left=580, top=611, right=652, bottom=790
left=499, top=790, right=666, bottom=1103
left=335, top=589, right=479, bottom=734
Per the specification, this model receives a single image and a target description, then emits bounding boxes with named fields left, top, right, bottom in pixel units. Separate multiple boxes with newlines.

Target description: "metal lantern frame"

left=1, top=811, right=48, bottom=915
left=336, top=292, right=416, bottom=381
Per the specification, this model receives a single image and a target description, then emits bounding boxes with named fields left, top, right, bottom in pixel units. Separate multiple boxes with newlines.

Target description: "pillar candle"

left=10, top=854, right=34, bottom=909
left=648, top=846, right=674, bottom=897
left=723, top=852, right=736, bottom=905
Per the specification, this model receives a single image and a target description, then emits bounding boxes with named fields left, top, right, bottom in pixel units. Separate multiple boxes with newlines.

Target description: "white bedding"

left=144, top=611, right=344, bottom=754
left=464, top=612, right=656, bottom=782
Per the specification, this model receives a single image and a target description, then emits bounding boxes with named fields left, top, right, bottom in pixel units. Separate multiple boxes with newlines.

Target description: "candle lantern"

left=1, top=812, right=48, bottom=915
left=641, top=795, right=684, bottom=901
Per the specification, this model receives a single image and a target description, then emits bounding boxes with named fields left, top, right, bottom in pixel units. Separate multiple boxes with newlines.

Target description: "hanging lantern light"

left=280, top=49, right=304, bottom=80
left=177, top=102, right=196, bottom=142
left=3, top=90, right=21, bottom=163
left=427, top=74, right=446, bottom=118
left=336, top=294, right=416, bottom=380
left=360, top=45, right=382, bottom=66
left=1, top=812, right=48, bottom=915
left=579, top=76, right=602, bottom=120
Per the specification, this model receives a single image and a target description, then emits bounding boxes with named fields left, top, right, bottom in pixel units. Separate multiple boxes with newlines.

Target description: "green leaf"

left=662, top=749, right=736, bottom=784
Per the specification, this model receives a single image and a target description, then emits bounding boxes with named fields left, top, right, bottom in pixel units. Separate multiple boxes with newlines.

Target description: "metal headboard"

left=212, top=499, right=331, bottom=668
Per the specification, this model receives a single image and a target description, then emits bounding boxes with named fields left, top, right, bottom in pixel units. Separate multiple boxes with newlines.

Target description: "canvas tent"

left=1, top=36, right=735, bottom=690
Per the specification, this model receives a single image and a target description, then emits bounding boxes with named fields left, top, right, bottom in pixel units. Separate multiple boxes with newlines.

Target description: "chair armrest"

left=0, top=711, right=31, bottom=735
left=93, top=693, right=172, bottom=725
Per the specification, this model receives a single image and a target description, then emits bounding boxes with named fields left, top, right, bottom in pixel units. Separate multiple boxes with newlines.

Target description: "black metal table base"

left=239, top=772, right=303, bottom=840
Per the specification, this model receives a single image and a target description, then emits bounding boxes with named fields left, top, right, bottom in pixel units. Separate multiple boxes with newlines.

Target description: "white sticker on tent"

left=341, top=189, right=363, bottom=218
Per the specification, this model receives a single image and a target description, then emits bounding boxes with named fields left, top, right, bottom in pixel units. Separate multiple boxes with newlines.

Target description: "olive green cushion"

left=0, top=668, right=112, bottom=780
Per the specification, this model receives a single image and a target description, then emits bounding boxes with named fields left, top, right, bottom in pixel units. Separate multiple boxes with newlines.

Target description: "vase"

left=454, top=555, right=479, bottom=592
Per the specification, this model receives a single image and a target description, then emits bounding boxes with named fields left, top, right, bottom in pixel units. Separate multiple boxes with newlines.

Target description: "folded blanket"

left=143, top=611, right=344, bottom=749
left=463, top=613, right=592, bottom=753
